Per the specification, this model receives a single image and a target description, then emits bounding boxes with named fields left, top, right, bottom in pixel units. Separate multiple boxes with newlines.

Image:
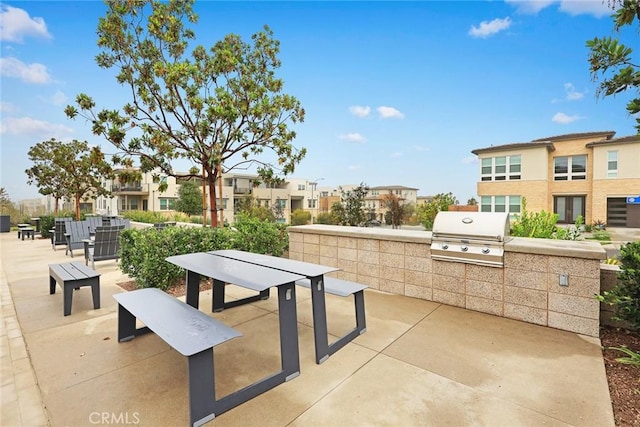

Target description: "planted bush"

left=597, top=241, right=640, bottom=331
left=119, top=215, right=289, bottom=290
left=122, top=210, right=167, bottom=224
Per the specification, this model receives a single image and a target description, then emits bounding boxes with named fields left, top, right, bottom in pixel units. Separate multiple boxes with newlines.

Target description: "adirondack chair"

left=50, top=218, right=73, bottom=250
left=111, top=218, right=131, bottom=229
left=64, top=220, right=91, bottom=257
left=83, top=225, right=125, bottom=269
left=85, top=217, right=103, bottom=235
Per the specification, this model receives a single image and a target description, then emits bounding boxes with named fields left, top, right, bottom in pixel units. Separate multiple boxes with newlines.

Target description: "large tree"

left=331, top=183, right=370, bottom=226
left=25, top=138, right=70, bottom=215
left=25, top=138, right=113, bottom=220
left=65, top=0, right=306, bottom=227
left=381, top=193, right=413, bottom=229
left=587, top=0, right=640, bottom=134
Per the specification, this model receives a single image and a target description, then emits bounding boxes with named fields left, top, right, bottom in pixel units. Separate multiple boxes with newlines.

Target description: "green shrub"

left=316, top=212, right=336, bottom=225
left=291, top=209, right=311, bottom=226
left=39, top=215, right=55, bottom=238
left=119, top=216, right=289, bottom=290
left=597, top=241, right=640, bottom=330
left=510, top=205, right=559, bottom=239
left=122, top=210, right=167, bottom=224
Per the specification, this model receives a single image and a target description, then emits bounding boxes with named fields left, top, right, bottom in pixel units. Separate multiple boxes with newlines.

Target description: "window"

left=159, top=198, right=176, bottom=210
left=480, top=155, right=521, bottom=181
left=298, top=184, right=305, bottom=191
left=276, top=199, right=286, bottom=208
left=554, top=155, right=586, bottom=180
left=480, top=195, right=521, bottom=215
left=607, top=151, right=618, bottom=178
left=509, top=155, right=521, bottom=180
left=554, top=195, right=585, bottom=223
left=307, top=199, right=317, bottom=208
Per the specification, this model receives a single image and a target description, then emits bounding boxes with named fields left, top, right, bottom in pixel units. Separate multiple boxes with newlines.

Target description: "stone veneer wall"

left=288, top=225, right=606, bottom=337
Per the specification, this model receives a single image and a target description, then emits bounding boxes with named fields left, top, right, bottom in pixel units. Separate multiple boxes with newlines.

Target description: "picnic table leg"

left=212, top=278, right=225, bottom=312
left=185, top=270, right=200, bottom=309
left=308, top=276, right=330, bottom=364
left=277, top=282, right=300, bottom=380
left=117, top=304, right=137, bottom=342
left=188, top=349, right=216, bottom=427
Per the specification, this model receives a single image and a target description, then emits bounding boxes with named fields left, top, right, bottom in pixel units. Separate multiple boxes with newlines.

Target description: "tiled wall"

left=289, top=225, right=606, bottom=337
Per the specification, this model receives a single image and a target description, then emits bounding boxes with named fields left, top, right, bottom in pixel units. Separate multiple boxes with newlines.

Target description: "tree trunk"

left=54, top=196, right=59, bottom=215
left=207, top=175, right=218, bottom=228
left=75, top=194, right=81, bottom=220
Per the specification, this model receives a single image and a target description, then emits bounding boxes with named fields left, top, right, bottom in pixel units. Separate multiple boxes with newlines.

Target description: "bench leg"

left=63, top=282, right=74, bottom=316
left=277, top=282, right=300, bottom=379
left=212, top=279, right=226, bottom=312
left=354, top=290, right=367, bottom=333
left=185, top=270, right=200, bottom=309
left=188, top=349, right=217, bottom=427
left=90, top=280, right=101, bottom=310
left=117, top=304, right=137, bottom=342
left=49, top=276, right=57, bottom=294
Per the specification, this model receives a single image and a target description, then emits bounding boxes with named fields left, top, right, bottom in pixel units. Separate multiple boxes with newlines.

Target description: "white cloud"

left=563, top=83, right=585, bottom=101
left=558, top=1, right=612, bottom=17
left=552, top=112, right=583, bottom=124
left=0, top=116, right=73, bottom=138
left=51, top=90, right=67, bottom=106
left=505, top=0, right=612, bottom=17
left=349, top=105, right=371, bottom=118
left=377, top=106, right=405, bottom=119
left=339, top=132, right=366, bottom=143
left=0, top=57, right=51, bottom=83
left=390, top=152, right=402, bottom=158
left=347, top=165, right=362, bottom=171
left=469, top=17, right=512, bottom=38
left=0, top=5, right=52, bottom=43
left=0, top=101, right=18, bottom=113
left=462, top=156, right=478, bottom=164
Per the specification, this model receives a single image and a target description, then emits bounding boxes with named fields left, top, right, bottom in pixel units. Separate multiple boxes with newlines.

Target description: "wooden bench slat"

left=113, top=288, right=241, bottom=356
left=295, top=277, right=367, bottom=297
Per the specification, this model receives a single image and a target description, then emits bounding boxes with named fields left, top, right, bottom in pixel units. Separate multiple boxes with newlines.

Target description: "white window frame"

left=554, top=155, right=587, bottom=181
left=480, top=195, right=521, bottom=216
left=607, top=151, right=618, bottom=178
left=480, top=155, right=522, bottom=181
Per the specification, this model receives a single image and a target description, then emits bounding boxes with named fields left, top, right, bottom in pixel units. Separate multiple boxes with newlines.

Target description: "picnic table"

left=164, top=252, right=305, bottom=422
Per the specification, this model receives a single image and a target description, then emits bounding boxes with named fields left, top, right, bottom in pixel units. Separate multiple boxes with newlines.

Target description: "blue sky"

left=1, top=1, right=637, bottom=204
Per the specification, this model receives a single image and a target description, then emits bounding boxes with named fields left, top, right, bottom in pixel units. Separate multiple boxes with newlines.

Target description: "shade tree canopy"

left=65, top=0, right=306, bottom=227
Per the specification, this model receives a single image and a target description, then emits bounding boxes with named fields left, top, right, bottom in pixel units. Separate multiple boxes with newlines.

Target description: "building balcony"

left=111, top=185, right=148, bottom=195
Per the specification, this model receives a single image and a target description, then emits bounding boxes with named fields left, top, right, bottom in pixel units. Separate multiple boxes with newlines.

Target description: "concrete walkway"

left=1, top=231, right=615, bottom=426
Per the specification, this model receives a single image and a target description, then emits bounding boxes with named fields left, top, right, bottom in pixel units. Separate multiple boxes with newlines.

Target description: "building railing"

left=112, top=185, right=144, bottom=192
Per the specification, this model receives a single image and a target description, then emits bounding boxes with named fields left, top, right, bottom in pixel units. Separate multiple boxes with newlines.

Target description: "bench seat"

left=113, top=288, right=242, bottom=426
left=49, top=262, right=101, bottom=316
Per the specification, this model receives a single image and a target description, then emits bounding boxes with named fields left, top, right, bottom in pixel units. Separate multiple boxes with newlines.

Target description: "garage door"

left=607, top=198, right=627, bottom=227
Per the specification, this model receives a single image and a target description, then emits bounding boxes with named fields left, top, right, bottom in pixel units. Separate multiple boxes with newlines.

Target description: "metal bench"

left=18, top=226, right=35, bottom=240
left=295, top=276, right=367, bottom=361
left=49, top=262, right=101, bottom=316
left=113, top=288, right=242, bottom=427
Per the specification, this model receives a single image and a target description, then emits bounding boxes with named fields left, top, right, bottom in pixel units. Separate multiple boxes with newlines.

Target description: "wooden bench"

left=113, top=288, right=242, bottom=427
left=49, top=262, right=101, bottom=316
left=295, top=276, right=367, bottom=362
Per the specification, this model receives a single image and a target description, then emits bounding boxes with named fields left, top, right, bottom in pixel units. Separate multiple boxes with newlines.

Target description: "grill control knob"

left=482, top=248, right=490, bottom=254
left=461, top=246, right=468, bottom=252
left=442, top=244, right=449, bottom=250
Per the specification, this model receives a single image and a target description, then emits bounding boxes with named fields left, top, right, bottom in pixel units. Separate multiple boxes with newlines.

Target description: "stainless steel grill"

left=430, top=212, right=511, bottom=267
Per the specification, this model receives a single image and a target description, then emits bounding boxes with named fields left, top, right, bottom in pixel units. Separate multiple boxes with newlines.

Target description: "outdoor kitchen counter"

left=505, top=236, right=607, bottom=260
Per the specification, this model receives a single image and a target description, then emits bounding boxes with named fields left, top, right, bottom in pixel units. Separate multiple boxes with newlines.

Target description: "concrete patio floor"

left=1, top=231, right=615, bottom=426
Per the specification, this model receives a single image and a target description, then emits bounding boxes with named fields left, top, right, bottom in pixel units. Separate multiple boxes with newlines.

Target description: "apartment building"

left=366, top=185, right=419, bottom=222
left=471, top=131, right=640, bottom=227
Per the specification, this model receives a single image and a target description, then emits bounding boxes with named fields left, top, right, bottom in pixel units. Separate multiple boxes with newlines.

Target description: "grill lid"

left=432, top=212, right=510, bottom=242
